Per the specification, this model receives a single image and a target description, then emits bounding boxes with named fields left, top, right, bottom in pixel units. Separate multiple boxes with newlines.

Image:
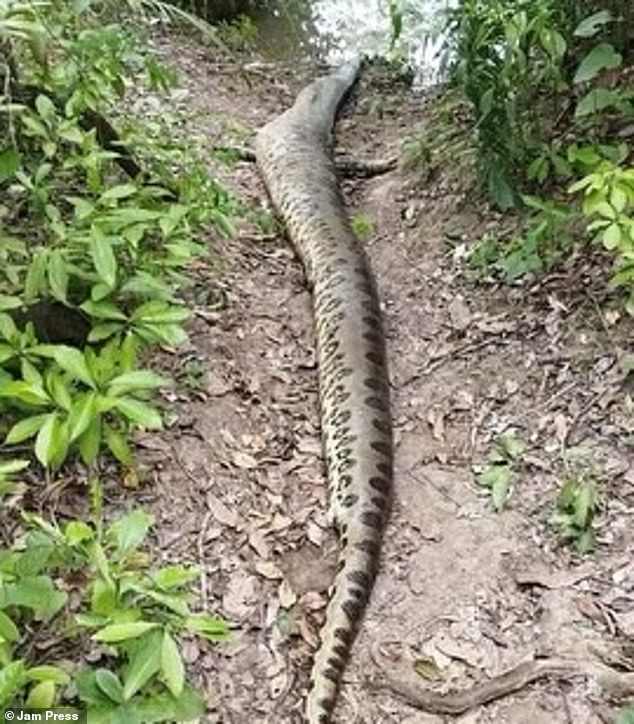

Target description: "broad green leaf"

left=26, top=666, right=70, bottom=685
left=25, top=679, right=56, bottom=708
left=0, top=148, right=20, bottom=182
left=47, top=251, right=68, bottom=303
left=575, top=88, right=621, bottom=117
left=153, top=565, right=200, bottom=590
left=90, top=233, right=117, bottom=289
left=103, top=425, right=133, bottom=465
left=0, top=312, right=17, bottom=340
left=78, top=417, right=102, bottom=465
left=135, top=322, right=188, bottom=347
left=107, top=510, right=154, bottom=554
left=24, top=252, right=48, bottom=302
left=184, top=614, right=229, bottom=641
left=131, top=301, right=189, bottom=324
left=74, top=668, right=114, bottom=708
left=0, top=459, right=29, bottom=475
left=93, top=622, right=159, bottom=643
left=100, top=184, right=138, bottom=202
left=603, top=223, right=622, bottom=249
left=0, top=611, right=19, bottom=643
left=5, top=414, right=49, bottom=444
left=161, top=631, right=184, bottom=697
left=80, top=299, right=127, bottom=321
left=90, top=578, right=117, bottom=618
left=34, top=413, right=58, bottom=467
left=46, top=346, right=94, bottom=387
left=122, top=629, right=163, bottom=700
left=35, top=94, right=56, bottom=123
left=69, top=391, right=98, bottom=441
left=4, top=576, right=67, bottom=620
left=122, top=583, right=189, bottom=618
left=574, top=10, right=614, bottom=38
left=88, top=322, right=124, bottom=343
left=114, top=398, right=162, bottom=429
left=0, top=661, right=27, bottom=704
left=574, top=43, right=622, bottom=84
left=95, top=669, right=125, bottom=704
left=107, top=370, right=169, bottom=395
left=64, top=521, right=94, bottom=546
left=0, top=295, right=22, bottom=311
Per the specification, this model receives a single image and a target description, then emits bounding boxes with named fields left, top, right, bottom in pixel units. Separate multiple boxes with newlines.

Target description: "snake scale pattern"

left=255, top=59, right=393, bottom=723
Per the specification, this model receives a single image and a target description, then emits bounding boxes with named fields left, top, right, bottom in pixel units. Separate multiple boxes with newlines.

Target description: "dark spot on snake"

left=355, top=538, right=380, bottom=557
left=365, top=350, right=384, bottom=366
left=333, top=627, right=352, bottom=645
left=322, top=667, right=339, bottom=683
left=372, top=495, right=388, bottom=511
left=361, top=511, right=383, bottom=529
left=341, top=598, right=361, bottom=620
left=370, top=440, right=391, bottom=457
left=369, top=476, right=390, bottom=494
left=338, top=474, right=353, bottom=488
left=372, top=418, right=391, bottom=435
left=364, top=377, right=385, bottom=391
left=364, top=396, right=387, bottom=412
left=362, top=315, right=382, bottom=329
left=362, top=331, right=383, bottom=346
left=332, top=644, right=347, bottom=659
left=376, top=462, right=391, bottom=477
left=342, top=493, right=359, bottom=508
left=347, top=569, right=370, bottom=588
left=326, top=656, right=344, bottom=671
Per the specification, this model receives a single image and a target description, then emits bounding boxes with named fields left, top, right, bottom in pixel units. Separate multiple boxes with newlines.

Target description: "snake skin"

left=255, top=59, right=393, bottom=724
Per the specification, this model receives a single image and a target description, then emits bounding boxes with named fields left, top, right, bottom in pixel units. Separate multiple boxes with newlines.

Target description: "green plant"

left=351, top=213, right=375, bottom=241
left=218, top=14, right=259, bottom=51
left=1, top=336, right=167, bottom=469
left=616, top=705, right=634, bottom=724
left=438, top=3, right=633, bottom=207
left=0, top=0, right=238, bottom=475
left=474, top=433, right=526, bottom=511
left=0, top=459, right=29, bottom=500
left=467, top=194, right=576, bottom=281
left=551, top=476, right=598, bottom=552
left=568, top=150, right=634, bottom=314
left=0, top=486, right=228, bottom=718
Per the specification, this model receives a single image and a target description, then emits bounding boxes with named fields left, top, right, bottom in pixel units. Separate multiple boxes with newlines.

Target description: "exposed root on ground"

left=371, top=644, right=634, bottom=715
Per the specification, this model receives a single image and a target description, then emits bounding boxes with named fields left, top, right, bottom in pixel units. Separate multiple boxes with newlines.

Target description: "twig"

left=212, top=145, right=398, bottom=177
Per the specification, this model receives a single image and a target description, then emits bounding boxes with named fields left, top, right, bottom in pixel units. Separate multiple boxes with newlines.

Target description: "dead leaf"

left=233, top=451, right=258, bottom=469
left=209, top=498, right=241, bottom=529
left=279, top=579, right=297, bottom=608
left=255, top=560, right=283, bottom=580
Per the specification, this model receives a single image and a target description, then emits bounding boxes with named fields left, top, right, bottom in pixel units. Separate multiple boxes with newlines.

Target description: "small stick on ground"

left=212, top=145, right=397, bottom=177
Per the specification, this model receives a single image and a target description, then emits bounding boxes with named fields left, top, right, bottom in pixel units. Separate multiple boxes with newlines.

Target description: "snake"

left=255, top=58, right=393, bottom=723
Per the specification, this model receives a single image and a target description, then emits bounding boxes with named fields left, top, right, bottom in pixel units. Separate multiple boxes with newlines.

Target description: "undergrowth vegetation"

left=1, top=0, right=232, bottom=717
left=396, top=1, right=634, bottom=312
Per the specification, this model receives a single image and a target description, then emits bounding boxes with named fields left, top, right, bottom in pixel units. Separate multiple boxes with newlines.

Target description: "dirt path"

left=126, top=31, right=634, bottom=724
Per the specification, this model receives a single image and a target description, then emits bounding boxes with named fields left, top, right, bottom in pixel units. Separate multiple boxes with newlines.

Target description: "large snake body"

left=255, top=59, right=393, bottom=723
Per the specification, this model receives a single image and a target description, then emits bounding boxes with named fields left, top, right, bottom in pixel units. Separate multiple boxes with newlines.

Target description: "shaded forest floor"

left=52, top=29, right=634, bottom=724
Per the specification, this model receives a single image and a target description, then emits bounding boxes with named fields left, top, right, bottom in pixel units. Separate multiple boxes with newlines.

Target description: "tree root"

left=213, top=144, right=397, bottom=177
left=372, top=648, right=634, bottom=716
